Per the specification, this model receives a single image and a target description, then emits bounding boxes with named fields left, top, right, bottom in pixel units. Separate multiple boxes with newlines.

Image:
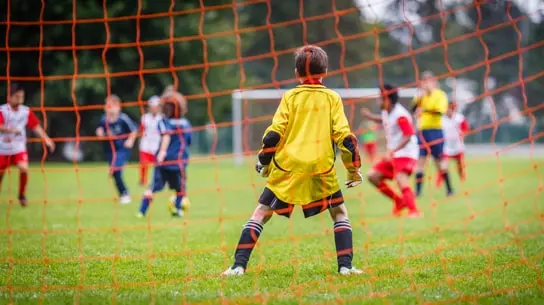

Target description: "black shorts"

left=258, top=187, right=344, bottom=218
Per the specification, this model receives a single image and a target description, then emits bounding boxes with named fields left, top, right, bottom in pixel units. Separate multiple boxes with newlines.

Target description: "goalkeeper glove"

left=345, top=170, right=363, bottom=188
left=255, top=161, right=270, bottom=178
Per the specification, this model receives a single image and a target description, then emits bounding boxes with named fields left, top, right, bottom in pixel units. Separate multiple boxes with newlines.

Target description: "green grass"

left=1, top=156, right=544, bottom=304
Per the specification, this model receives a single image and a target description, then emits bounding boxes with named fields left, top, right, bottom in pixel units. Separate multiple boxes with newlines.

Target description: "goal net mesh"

left=1, top=0, right=543, bottom=304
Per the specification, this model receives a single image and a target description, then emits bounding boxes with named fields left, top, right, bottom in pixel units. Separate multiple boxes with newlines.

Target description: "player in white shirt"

left=437, top=102, right=469, bottom=186
left=0, top=83, right=55, bottom=207
left=362, top=84, right=421, bottom=218
left=138, top=96, right=163, bottom=186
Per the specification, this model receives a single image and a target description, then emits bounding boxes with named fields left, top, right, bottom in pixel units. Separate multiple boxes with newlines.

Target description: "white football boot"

left=119, top=194, right=132, bottom=205
left=339, top=266, right=364, bottom=275
left=221, top=266, right=245, bottom=276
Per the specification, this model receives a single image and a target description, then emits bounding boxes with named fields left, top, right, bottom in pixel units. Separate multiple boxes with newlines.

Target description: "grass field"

left=0, top=156, right=543, bottom=304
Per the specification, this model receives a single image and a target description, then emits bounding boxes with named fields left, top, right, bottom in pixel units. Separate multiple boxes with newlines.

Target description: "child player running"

left=361, top=84, right=421, bottom=217
left=437, top=102, right=470, bottom=186
left=138, top=96, right=163, bottom=186
left=96, top=95, right=138, bottom=204
left=0, top=83, right=55, bottom=206
left=137, top=92, right=191, bottom=218
left=222, top=45, right=363, bottom=277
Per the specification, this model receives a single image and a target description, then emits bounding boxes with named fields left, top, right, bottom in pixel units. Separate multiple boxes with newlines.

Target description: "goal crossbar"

left=231, top=87, right=418, bottom=164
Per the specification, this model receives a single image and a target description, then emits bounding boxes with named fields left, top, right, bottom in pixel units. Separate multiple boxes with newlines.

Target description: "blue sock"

left=139, top=196, right=152, bottom=215
left=415, top=172, right=424, bottom=196
left=175, top=195, right=183, bottom=210
left=112, top=171, right=128, bottom=196
left=441, top=171, right=453, bottom=194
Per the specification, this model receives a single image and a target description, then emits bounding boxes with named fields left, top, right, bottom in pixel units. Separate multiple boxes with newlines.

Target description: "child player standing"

left=437, top=102, right=470, bottom=186
left=362, top=84, right=421, bottom=217
left=0, top=83, right=55, bottom=206
left=138, top=96, right=163, bottom=186
left=96, top=95, right=138, bottom=204
left=137, top=94, right=191, bottom=218
left=222, top=45, right=363, bottom=276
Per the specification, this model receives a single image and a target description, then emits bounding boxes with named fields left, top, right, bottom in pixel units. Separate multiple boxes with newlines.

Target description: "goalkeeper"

left=222, top=45, right=363, bottom=276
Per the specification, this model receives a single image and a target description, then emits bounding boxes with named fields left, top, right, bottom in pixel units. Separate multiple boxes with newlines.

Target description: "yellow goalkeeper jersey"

left=262, top=84, right=359, bottom=205
left=413, top=88, right=448, bottom=130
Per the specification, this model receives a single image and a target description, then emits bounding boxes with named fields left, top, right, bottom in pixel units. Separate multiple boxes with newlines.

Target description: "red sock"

left=140, top=164, right=147, bottom=185
left=19, top=172, right=28, bottom=197
left=435, top=172, right=443, bottom=187
left=401, top=186, right=417, bottom=212
left=377, top=181, right=402, bottom=207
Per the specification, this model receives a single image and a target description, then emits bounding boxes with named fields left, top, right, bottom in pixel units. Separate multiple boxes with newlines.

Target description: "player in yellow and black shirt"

left=412, top=71, right=454, bottom=197
left=222, top=45, right=363, bottom=276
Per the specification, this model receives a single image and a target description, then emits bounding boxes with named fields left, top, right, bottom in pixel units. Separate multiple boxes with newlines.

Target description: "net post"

left=232, top=90, right=244, bottom=165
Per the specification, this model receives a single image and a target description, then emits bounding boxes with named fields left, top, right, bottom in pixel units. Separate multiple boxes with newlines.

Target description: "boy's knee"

left=17, top=163, right=28, bottom=172
left=252, top=204, right=273, bottom=224
left=329, top=204, right=348, bottom=222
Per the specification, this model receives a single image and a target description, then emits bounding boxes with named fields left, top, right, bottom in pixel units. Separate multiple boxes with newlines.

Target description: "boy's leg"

left=457, top=153, right=466, bottom=181
left=166, top=168, right=184, bottom=216
left=139, top=152, right=147, bottom=186
left=15, top=153, right=29, bottom=206
left=435, top=156, right=453, bottom=196
left=367, top=160, right=403, bottom=214
left=138, top=167, right=165, bottom=216
left=394, top=171, right=420, bottom=217
left=435, top=155, right=447, bottom=187
left=227, top=204, right=273, bottom=272
left=415, top=132, right=429, bottom=197
left=111, top=150, right=129, bottom=199
left=328, top=203, right=361, bottom=274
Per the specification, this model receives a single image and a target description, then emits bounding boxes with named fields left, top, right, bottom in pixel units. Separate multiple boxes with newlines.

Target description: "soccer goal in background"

left=231, top=87, right=419, bottom=164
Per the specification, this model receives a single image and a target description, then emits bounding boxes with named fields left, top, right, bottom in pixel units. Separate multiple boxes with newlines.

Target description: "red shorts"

left=0, top=152, right=28, bottom=170
left=444, top=152, right=464, bottom=161
left=372, top=157, right=417, bottom=180
left=363, top=142, right=377, bottom=158
left=139, top=151, right=155, bottom=164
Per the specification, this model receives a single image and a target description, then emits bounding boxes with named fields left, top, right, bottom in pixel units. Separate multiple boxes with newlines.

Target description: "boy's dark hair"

left=9, top=82, right=24, bottom=95
left=381, top=84, right=399, bottom=105
left=295, top=45, right=328, bottom=78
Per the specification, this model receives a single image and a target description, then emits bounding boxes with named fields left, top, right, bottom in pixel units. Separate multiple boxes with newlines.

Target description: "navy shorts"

left=258, top=187, right=344, bottom=218
left=418, top=129, right=444, bottom=159
left=151, top=166, right=186, bottom=194
left=107, top=149, right=130, bottom=172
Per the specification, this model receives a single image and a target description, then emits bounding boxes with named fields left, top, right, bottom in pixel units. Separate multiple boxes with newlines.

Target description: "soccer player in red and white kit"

left=0, top=83, right=55, bottom=206
left=437, top=102, right=470, bottom=186
left=362, top=84, right=421, bottom=218
left=138, top=96, right=163, bottom=186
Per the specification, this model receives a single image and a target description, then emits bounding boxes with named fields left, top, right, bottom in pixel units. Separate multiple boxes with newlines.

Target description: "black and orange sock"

left=233, top=220, right=263, bottom=270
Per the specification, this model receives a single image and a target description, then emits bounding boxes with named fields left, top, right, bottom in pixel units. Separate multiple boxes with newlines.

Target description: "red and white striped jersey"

left=443, top=113, right=469, bottom=156
left=381, top=103, right=419, bottom=159
left=139, top=112, right=163, bottom=155
left=0, top=104, right=40, bottom=155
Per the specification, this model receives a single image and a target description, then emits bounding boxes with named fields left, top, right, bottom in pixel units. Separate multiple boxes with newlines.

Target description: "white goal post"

left=231, top=87, right=418, bottom=164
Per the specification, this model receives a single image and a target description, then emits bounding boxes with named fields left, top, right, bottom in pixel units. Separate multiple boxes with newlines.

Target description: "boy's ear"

left=294, top=68, right=301, bottom=79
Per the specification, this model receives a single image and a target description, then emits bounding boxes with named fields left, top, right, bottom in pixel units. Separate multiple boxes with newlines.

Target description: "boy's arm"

left=157, top=120, right=171, bottom=163
left=122, top=115, right=138, bottom=148
left=28, top=112, right=55, bottom=152
left=331, top=97, right=362, bottom=187
left=361, top=108, right=382, bottom=123
left=257, top=95, right=289, bottom=174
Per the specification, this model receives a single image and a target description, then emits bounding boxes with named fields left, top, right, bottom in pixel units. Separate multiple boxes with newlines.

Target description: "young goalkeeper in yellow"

left=222, top=45, right=363, bottom=276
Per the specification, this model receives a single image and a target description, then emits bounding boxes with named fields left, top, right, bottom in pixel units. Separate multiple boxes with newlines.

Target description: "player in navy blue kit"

left=96, top=95, right=138, bottom=204
left=137, top=96, right=191, bottom=218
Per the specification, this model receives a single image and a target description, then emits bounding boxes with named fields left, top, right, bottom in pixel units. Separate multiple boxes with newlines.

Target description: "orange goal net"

left=1, top=0, right=543, bottom=304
